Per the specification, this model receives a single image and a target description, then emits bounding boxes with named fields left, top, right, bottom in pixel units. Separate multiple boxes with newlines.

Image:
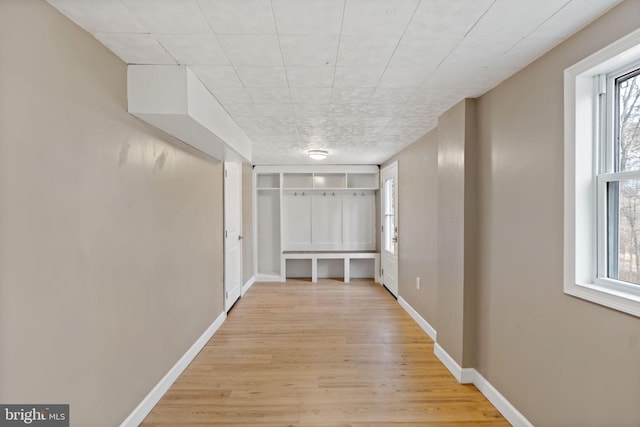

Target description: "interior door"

left=224, top=162, right=242, bottom=312
left=381, top=162, right=398, bottom=297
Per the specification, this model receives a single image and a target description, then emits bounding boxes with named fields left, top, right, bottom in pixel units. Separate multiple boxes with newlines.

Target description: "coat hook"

left=353, top=192, right=357, bottom=196
left=332, top=192, right=335, bottom=196
left=323, top=192, right=326, bottom=196
left=361, top=192, right=365, bottom=196
left=294, top=192, right=297, bottom=196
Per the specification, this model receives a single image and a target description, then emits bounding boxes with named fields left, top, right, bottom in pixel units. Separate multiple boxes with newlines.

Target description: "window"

left=383, top=177, right=396, bottom=254
left=565, top=27, right=640, bottom=317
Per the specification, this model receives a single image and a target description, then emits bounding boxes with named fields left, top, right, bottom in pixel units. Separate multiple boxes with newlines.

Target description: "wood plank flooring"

left=141, top=279, right=509, bottom=426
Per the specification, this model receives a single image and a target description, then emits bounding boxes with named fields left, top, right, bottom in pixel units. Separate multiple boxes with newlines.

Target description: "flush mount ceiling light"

left=308, top=149, right=328, bottom=160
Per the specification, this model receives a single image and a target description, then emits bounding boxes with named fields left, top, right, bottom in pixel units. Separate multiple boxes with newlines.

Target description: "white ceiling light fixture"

left=308, top=149, right=328, bottom=160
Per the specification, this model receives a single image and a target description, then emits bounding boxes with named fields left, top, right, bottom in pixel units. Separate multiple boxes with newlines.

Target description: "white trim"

left=397, top=297, right=437, bottom=342
left=242, top=275, right=256, bottom=296
left=119, top=311, right=226, bottom=427
left=255, top=274, right=282, bottom=282
left=433, top=343, right=474, bottom=384
left=564, top=26, right=640, bottom=318
left=433, top=344, right=534, bottom=427
left=472, top=371, right=535, bottom=427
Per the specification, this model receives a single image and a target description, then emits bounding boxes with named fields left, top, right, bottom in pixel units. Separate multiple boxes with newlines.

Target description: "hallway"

left=141, top=280, right=508, bottom=426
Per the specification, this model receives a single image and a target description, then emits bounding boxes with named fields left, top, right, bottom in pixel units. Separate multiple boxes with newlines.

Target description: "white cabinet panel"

left=256, top=190, right=280, bottom=276
left=312, top=197, right=343, bottom=248
left=343, top=196, right=375, bottom=249
left=283, top=196, right=312, bottom=249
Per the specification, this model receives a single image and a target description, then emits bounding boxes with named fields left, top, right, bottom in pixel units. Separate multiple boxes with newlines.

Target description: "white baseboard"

left=255, top=274, right=282, bottom=282
left=242, top=275, right=256, bottom=296
left=433, top=343, right=534, bottom=427
left=397, top=297, right=437, bottom=342
left=472, top=370, right=534, bottom=427
left=119, top=311, right=226, bottom=427
left=433, top=343, right=474, bottom=384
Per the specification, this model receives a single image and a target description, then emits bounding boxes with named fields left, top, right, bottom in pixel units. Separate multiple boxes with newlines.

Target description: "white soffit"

left=127, top=65, right=252, bottom=163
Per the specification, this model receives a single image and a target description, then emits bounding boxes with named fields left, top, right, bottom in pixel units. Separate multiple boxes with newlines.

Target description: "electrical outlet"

left=416, top=277, right=421, bottom=290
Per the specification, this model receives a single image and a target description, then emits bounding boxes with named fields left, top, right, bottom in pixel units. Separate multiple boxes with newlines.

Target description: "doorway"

left=380, top=162, right=398, bottom=297
left=224, top=162, right=242, bottom=312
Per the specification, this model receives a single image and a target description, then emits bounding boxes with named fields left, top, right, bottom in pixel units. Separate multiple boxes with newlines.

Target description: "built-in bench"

left=281, top=250, right=380, bottom=283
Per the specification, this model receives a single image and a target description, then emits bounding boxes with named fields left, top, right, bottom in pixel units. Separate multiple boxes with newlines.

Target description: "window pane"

left=607, top=178, right=640, bottom=285
left=383, top=178, right=396, bottom=254
left=616, top=70, right=640, bottom=172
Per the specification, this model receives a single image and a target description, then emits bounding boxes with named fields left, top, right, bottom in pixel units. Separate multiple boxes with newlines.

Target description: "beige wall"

left=0, top=1, right=224, bottom=426
left=242, top=162, right=254, bottom=284
left=475, top=1, right=640, bottom=425
left=387, top=0, right=640, bottom=425
left=382, top=130, right=439, bottom=327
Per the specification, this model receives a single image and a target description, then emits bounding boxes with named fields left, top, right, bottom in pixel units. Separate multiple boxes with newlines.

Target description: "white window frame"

left=565, top=27, right=640, bottom=317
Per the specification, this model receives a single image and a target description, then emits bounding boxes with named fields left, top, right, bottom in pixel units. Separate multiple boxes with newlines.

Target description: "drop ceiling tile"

left=362, top=116, right=394, bottom=128
left=533, top=0, right=622, bottom=39
left=293, top=104, right=331, bottom=117
left=235, top=116, right=296, bottom=128
left=364, top=103, right=405, bottom=116
left=254, top=103, right=296, bottom=117
left=47, top=0, right=147, bottom=33
left=271, top=0, right=345, bottom=35
left=156, top=34, right=228, bottom=65
left=247, top=87, right=292, bottom=103
left=252, top=134, right=300, bottom=145
left=468, top=0, right=569, bottom=39
left=337, top=36, right=400, bottom=66
left=297, top=126, right=332, bottom=137
left=331, top=88, right=375, bottom=104
left=378, top=66, right=431, bottom=88
left=290, top=88, right=333, bottom=104
left=424, top=63, right=489, bottom=88
left=197, top=0, right=276, bottom=34
left=218, top=35, right=283, bottom=65
left=388, top=36, right=458, bottom=68
left=494, top=37, right=565, bottom=69
left=243, top=125, right=298, bottom=136
left=405, top=0, right=493, bottom=38
left=235, top=66, right=288, bottom=87
left=286, top=67, right=335, bottom=88
left=396, top=103, right=436, bottom=117
left=122, top=0, right=211, bottom=34
left=191, top=65, right=243, bottom=88
left=211, top=87, right=253, bottom=104
left=391, top=116, right=431, bottom=127
left=370, top=87, right=415, bottom=104
left=92, top=33, right=176, bottom=64
left=296, top=117, right=329, bottom=127
left=444, top=35, right=515, bottom=68
left=329, top=104, right=367, bottom=116
left=342, top=0, right=419, bottom=36
left=333, top=66, right=385, bottom=87
left=223, top=103, right=259, bottom=117
left=279, top=36, right=339, bottom=66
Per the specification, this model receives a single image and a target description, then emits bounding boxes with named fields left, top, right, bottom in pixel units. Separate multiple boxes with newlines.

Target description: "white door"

left=224, top=162, right=242, bottom=312
left=381, top=162, right=398, bottom=297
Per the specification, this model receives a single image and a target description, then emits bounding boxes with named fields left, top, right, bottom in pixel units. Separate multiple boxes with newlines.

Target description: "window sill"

left=565, top=280, right=640, bottom=317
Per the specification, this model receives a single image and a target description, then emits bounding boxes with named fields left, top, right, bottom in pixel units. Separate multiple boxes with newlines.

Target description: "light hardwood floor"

left=141, top=279, right=509, bottom=426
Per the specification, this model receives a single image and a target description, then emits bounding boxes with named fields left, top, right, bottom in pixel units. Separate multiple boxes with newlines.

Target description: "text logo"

left=0, top=405, right=68, bottom=427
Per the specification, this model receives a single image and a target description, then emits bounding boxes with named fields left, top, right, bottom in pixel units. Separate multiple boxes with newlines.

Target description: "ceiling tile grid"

left=47, top=0, right=624, bottom=164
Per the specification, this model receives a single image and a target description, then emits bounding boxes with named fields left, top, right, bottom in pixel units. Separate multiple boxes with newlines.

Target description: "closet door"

left=312, top=196, right=342, bottom=249
left=343, top=195, right=375, bottom=250
left=283, top=195, right=311, bottom=250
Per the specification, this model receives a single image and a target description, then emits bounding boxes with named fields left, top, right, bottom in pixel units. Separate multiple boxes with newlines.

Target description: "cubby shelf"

left=253, top=165, right=379, bottom=281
